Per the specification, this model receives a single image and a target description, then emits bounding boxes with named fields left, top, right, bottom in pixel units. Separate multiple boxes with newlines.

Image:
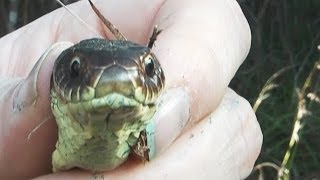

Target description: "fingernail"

left=13, top=42, right=73, bottom=113
left=153, top=87, right=191, bottom=155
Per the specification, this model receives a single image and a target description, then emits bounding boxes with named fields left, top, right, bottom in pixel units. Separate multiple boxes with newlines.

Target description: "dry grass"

left=233, top=0, right=320, bottom=179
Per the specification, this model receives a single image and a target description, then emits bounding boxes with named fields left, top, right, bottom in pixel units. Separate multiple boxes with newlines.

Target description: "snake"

left=50, top=37, right=165, bottom=172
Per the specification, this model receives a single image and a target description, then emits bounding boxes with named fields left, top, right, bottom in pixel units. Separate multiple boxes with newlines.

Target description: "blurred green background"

left=1, top=0, right=319, bottom=179
left=232, top=1, right=320, bottom=179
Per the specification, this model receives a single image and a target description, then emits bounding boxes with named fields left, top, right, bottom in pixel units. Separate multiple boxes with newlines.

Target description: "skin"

left=0, top=0, right=262, bottom=179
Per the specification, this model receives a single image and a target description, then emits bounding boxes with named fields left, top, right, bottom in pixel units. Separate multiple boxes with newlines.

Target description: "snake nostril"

left=70, top=56, right=81, bottom=78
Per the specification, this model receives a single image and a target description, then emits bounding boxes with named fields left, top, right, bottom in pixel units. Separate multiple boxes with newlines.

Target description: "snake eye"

left=70, top=56, right=81, bottom=77
left=144, top=55, right=155, bottom=77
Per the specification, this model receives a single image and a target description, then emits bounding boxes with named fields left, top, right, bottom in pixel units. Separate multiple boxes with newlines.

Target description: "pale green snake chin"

left=51, top=89, right=157, bottom=172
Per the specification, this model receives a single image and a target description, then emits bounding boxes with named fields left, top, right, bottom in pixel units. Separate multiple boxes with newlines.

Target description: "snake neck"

left=51, top=90, right=156, bottom=143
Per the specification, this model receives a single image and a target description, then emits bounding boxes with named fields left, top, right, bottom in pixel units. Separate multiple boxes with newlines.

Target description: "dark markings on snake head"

left=70, top=56, right=81, bottom=78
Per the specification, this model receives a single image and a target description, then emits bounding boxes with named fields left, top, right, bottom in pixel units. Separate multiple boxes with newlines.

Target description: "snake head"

left=51, top=38, right=165, bottom=107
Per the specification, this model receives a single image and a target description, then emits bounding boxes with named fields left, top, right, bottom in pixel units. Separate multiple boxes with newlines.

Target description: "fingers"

left=108, top=88, right=262, bottom=179
left=0, top=0, right=165, bottom=78
left=0, top=42, right=73, bottom=179
left=152, top=88, right=190, bottom=154
left=36, top=88, right=262, bottom=179
left=152, top=0, right=251, bottom=122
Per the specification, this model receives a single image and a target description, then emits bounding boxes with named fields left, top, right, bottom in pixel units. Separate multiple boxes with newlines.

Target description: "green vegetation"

left=232, top=0, right=320, bottom=179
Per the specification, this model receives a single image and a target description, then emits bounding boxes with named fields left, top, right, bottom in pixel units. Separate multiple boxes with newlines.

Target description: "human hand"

left=0, top=0, right=262, bottom=179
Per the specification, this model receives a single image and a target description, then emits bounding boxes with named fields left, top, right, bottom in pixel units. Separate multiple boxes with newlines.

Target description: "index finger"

left=153, top=0, right=251, bottom=123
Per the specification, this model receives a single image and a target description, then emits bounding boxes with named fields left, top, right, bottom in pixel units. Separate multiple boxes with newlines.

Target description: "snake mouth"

left=71, top=92, right=145, bottom=113
left=52, top=64, right=161, bottom=107
left=92, top=63, right=164, bottom=107
left=51, top=86, right=156, bottom=127
left=51, top=63, right=162, bottom=121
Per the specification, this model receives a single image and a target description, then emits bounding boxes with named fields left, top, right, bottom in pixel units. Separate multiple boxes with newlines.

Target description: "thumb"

left=0, top=42, right=73, bottom=179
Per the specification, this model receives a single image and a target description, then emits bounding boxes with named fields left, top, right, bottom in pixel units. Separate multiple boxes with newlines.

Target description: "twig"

left=56, top=0, right=100, bottom=36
